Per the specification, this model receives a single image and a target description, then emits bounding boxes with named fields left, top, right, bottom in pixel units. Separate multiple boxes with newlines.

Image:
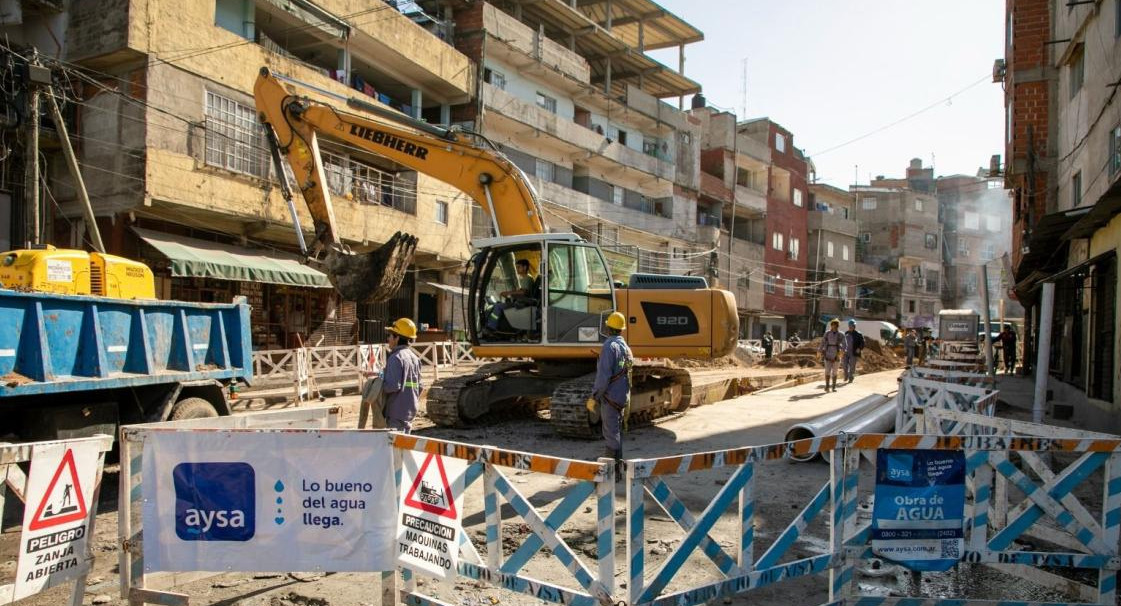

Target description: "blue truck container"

left=0, top=289, right=253, bottom=441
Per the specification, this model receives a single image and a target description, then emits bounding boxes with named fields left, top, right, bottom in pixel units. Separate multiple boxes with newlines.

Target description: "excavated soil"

left=761, top=337, right=902, bottom=373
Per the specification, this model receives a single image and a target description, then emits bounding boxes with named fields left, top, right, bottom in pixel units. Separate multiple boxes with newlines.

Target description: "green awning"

left=133, top=227, right=331, bottom=288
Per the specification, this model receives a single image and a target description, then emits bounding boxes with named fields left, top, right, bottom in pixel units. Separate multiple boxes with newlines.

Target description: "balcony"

left=537, top=180, right=675, bottom=235
left=700, top=171, right=732, bottom=203
left=733, top=184, right=767, bottom=215
left=482, top=3, right=590, bottom=85
left=807, top=210, right=858, bottom=237
left=483, top=84, right=675, bottom=181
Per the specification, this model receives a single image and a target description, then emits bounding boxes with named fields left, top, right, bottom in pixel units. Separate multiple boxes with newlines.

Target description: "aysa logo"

left=174, top=462, right=256, bottom=542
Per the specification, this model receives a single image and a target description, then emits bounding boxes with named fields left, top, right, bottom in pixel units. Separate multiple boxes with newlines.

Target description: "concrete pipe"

left=784, top=394, right=892, bottom=462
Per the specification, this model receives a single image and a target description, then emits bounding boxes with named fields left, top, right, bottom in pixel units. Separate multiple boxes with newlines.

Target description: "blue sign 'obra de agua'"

left=872, top=449, right=966, bottom=572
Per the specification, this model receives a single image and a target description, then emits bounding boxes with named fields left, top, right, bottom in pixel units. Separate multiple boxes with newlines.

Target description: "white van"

left=851, top=319, right=901, bottom=344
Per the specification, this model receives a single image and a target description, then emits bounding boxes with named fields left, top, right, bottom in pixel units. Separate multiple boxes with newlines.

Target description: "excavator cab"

left=469, top=234, right=615, bottom=346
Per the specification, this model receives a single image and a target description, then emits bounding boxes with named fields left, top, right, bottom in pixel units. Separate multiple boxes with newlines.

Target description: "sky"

left=648, top=1, right=1006, bottom=189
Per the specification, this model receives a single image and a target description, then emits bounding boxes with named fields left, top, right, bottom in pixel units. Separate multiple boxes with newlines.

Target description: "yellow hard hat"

left=388, top=318, right=418, bottom=339
left=606, top=312, right=626, bottom=331
left=829, top=318, right=840, bottom=326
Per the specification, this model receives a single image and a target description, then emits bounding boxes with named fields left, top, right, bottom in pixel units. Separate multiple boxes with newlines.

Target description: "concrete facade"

left=6, top=0, right=480, bottom=344
left=807, top=183, right=858, bottom=335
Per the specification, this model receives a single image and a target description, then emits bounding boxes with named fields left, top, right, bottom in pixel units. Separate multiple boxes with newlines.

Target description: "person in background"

left=383, top=318, right=423, bottom=433
left=762, top=331, right=774, bottom=359
left=999, top=324, right=1018, bottom=375
left=904, top=329, right=917, bottom=368
left=592, top=312, right=632, bottom=462
left=843, top=320, right=865, bottom=383
left=819, top=319, right=846, bottom=392
left=788, top=332, right=802, bottom=348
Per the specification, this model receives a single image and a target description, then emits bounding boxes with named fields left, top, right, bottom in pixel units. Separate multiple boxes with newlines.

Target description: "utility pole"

left=23, top=54, right=46, bottom=247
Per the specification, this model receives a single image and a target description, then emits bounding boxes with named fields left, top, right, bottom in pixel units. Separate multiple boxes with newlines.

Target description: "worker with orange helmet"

left=592, top=311, right=633, bottom=462
left=383, top=318, right=423, bottom=432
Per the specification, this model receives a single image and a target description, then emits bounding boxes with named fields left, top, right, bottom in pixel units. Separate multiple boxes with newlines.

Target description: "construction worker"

left=819, top=318, right=846, bottom=392
left=383, top=318, right=423, bottom=433
left=843, top=320, right=865, bottom=383
left=904, top=329, right=917, bottom=367
left=592, top=311, right=632, bottom=462
left=762, top=331, right=774, bottom=359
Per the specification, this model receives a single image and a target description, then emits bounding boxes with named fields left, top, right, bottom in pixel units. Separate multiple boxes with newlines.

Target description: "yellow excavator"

left=254, top=68, right=738, bottom=436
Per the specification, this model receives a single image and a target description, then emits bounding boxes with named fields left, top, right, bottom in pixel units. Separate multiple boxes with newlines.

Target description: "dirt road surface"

left=2, top=369, right=906, bottom=606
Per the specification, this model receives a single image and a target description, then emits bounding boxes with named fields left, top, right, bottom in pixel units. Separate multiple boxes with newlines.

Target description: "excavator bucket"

left=323, top=231, right=418, bottom=302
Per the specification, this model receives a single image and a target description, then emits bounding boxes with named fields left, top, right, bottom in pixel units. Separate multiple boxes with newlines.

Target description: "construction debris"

left=760, top=337, right=902, bottom=373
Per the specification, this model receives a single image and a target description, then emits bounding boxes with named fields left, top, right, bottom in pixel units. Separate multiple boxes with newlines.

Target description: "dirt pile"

left=760, top=337, right=904, bottom=372
left=667, top=355, right=746, bottom=369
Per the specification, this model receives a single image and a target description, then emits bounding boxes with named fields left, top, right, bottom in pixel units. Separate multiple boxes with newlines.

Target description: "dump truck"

left=0, top=249, right=253, bottom=441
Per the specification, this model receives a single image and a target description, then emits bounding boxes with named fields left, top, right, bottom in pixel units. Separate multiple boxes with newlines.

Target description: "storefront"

left=132, top=227, right=350, bottom=350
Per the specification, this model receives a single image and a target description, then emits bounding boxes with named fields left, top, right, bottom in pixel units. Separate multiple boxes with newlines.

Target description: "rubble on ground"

left=759, top=337, right=902, bottom=373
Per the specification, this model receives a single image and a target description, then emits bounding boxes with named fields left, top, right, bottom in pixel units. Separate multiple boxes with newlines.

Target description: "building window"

left=986, top=215, right=1001, bottom=231
left=915, top=199, right=924, bottom=212
left=1073, top=171, right=1082, bottom=206
left=484, top=68, right=507, bottom=90
left=841, top=207, right=849, bottom=219
left=772, top=232, right=784, bottom=251
left=784, top=279, right=794, bottom=297
left=435, top=201, right=449, bottom=225
left=907, top=300, right=916, bottom=314
left=793, top=189, right=803, bottom=207
left=859, top=232, right=871, bottom=243
left=536, top=92, right=557, bottom=113
left=842, top=244, right=850, bottom=261
left=839, top=284, right=849, bottom=298
left=827, top=241, right=835, bottom=258
left=612, top=185, right=624, bottom=205
left=535, top=158, right=555, bottom=183
left=789, top=237, right=800, bottom=260
left=982, top=242, right=996, bottom=261
left=764, top=274, right=775, bottom=293
left=827, top=282, right=836, bottom=297
left=1070, top=44, right=1084, bottom=99
left=861, top=197, right=877, bottom=210
left=775, top=133, right=786, bottom=153
left=964, top=211, right=980, bottom=230
left=925, top=233, right=938, bottom=249
left=958, top=238, right=970, bottom=257
left=1111, top=125, right=1121, bottom=177
left=204, top=92, right=269, bottom=178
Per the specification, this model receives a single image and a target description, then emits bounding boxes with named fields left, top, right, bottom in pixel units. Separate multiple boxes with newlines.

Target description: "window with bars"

left=784, top=279, right=794, bottom=297
left=205, top=92, right=269, bottom=178
left=764, top=274, right=775, bottom=293
left=321, top=148, right=417, bottom=214
left=1111, top=125, right=1121, bottom=178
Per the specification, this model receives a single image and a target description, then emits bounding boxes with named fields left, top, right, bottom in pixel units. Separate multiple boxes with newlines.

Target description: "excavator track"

left=424, top=361, right=536, bottom=427
left=548, top=363, right=697, bottom=439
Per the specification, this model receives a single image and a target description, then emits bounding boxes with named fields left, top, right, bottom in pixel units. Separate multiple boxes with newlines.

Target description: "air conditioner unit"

left=992, top=59, right=1007, bottom=83
left=841, top=299, right=851, bottom=309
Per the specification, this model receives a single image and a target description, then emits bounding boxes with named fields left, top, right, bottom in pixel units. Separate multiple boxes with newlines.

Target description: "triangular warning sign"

left=403, top=453, right=457, bottom=519
left=28, top=449, right=88, bottom=531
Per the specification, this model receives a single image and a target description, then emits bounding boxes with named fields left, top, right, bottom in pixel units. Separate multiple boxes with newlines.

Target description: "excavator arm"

left=253, top=68, right=545, bottom=301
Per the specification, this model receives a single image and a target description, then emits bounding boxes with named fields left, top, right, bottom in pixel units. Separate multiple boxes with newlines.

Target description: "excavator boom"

left=254, top=68, right=544, bottom=301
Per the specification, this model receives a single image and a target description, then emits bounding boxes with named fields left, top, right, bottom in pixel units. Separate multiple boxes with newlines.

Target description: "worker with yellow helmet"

left=383, top=318, right=423, bottom=432
left=592, top=311, right=633, bottom=462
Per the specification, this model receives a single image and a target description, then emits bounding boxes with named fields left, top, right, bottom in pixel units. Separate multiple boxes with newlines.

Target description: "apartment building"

left=740, top=119, right=810, bottom=336
left=853, top=163, right=943, bottom=331
left=4, top=0, right=477, bottom=347
left=1003, top=0, right=1120, bottom=424
left=936, top=173, right=1022, bottom=321
left=692, top=107, right=768, bottom=337
left=427, top=0, right=706, bottom=278
left=806, top=184, right=859, bottom=334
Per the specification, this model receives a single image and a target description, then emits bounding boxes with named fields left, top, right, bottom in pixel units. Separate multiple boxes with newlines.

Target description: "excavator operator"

left=484, top=257, right=541, bottom=339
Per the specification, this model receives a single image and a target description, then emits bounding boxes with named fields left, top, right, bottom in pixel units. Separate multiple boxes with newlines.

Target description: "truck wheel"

left=170, top=397, right=219, bottom=421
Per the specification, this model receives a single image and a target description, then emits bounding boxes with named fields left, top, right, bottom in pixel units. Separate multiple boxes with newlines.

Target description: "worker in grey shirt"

left=383, top=318, right=423, bottom=432
left=592, top=312, right=632, bottom=462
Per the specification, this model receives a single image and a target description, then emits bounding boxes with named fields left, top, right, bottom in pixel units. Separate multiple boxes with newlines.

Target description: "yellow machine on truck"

left=254, top=68, right=738, bottom=436
left=0, top=246, right=155, bottom=298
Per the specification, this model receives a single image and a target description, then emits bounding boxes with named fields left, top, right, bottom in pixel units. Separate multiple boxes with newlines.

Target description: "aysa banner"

left=141, top=431, right=396, bottom=572
left=872, top=448, right=966, bottom=572
left=396, top=451, right=467, bottom=582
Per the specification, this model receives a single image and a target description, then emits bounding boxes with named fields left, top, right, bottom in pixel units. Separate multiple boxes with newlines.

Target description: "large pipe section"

left=784, top=394, right=894, bottom=462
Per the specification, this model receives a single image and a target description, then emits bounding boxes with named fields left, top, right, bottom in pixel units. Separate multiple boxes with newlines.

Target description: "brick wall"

left=1005, top=0, right=1052, bottom=277
left=763, top=123, right=809, bottom=317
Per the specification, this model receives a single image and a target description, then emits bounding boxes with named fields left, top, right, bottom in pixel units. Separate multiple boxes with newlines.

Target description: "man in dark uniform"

left=383, top=318, right=423, bottom=433
left=592, top=311, right=632, bottom=462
